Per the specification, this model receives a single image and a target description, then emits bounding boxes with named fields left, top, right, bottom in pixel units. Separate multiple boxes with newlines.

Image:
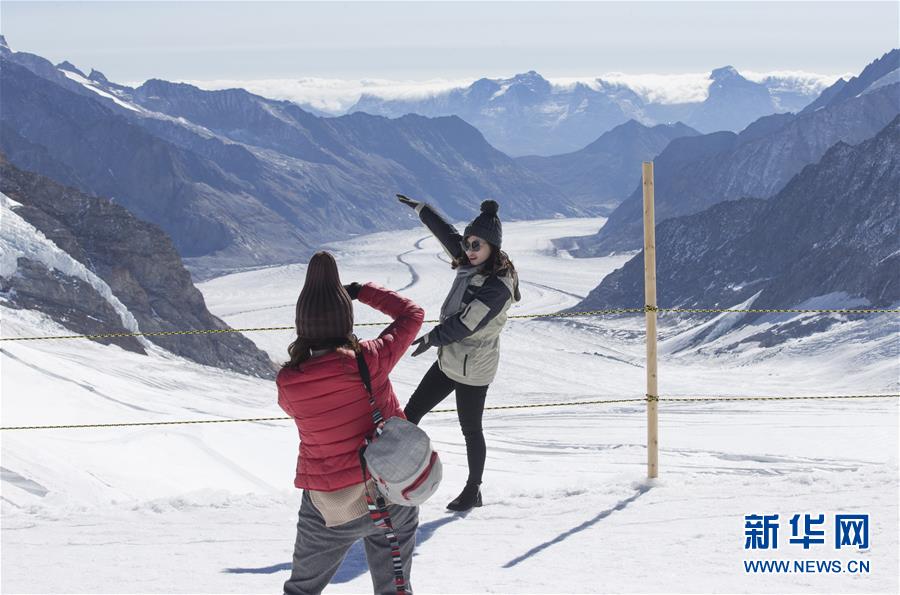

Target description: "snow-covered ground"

left=2, top=217, right=897, bottom=593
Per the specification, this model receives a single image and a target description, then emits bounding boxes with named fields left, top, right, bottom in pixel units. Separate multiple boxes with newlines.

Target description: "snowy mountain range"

left=0, top=155, right=276, bottom=378
left=0, top=38, right=576, bottom=275
left=574, top=115, right=900, bottom=350
left=557, top=50, right=900, bottom=256
left=348, top=67, right=837, bottom=156
left=4, top=36, right=889, bottom=274
left=801, top=49, right=899, bottom=114
left=515, top=120, right=701, bottom=214
left=1, top=33, right=897, bottom=337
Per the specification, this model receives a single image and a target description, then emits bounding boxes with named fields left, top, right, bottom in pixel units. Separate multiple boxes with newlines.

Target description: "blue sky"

left=2, top=1, right=897, bottom=82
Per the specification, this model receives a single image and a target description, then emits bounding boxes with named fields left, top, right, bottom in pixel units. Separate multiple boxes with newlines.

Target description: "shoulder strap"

left=355, top=348, right=408, bottom=594
left=355, top=348, right=385, bottom=431
left=355, top=348, right=373, bottom=394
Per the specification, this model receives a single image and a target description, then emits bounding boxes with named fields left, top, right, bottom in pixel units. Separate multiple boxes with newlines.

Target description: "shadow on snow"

left=222, top=512, right=464, bottom=583
left=503, top=484, right=653, bottom=568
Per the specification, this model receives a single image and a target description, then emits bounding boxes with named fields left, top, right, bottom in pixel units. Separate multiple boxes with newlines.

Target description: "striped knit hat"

left=294, top=251, right=354, bottom=341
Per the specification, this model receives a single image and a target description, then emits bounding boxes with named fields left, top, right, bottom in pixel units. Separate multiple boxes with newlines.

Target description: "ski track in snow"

left=519, top=278, right=586, bottom=301
left=2, top=217, right=897, bottom=593
left=0, top=348, right=163, bottom=414
left=394, top=235, right=429, bottom=292
left=216, top=231, right=585, bottom=319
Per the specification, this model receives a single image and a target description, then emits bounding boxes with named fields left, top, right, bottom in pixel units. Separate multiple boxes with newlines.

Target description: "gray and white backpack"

left=355, top=350, right=442, bottom=506
left=363, top=417, right=442, bottom=505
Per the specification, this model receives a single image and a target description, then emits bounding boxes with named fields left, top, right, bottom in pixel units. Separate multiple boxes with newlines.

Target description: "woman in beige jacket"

left=397, top=195, right=520, bottom=512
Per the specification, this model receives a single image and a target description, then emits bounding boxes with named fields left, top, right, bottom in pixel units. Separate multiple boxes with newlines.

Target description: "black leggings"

left=403, top=361, right=489, bottom=486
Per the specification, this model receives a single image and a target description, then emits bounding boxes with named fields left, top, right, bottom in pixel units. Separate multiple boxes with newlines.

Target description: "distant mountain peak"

left=845, top=49, right=899, bottom=87
left=507, top=70, right=551, bottom=90
left=706, top=65, right=767, bottom=99
left=138, top=77, right=167, bottom=89
left=617, top=118, right=644, bottom=130
left=57, top=61, right=87, bottom=78
left=665, top=121, right=697, bottom=133
left=874, top=48, right=900, bottom=65
left=710, top=66, right=742, bottom=81
left=595, top=78, right=628, bottom=90
left=801, top=47, right=899, bottom=113
left=88, top=69, right=109, bottom=83
left=512, top=70, right=545, bottom=82
left=471, top=77, right=499, bottom=88
left=0, top=34, right=9, bottom=55
left=137, top=78, right=199, bottom=95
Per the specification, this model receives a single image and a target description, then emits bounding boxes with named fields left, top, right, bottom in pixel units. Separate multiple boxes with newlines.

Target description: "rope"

left=436, top=397, right=648, bottom=412
left=0, top=326, right=297, bottom=342
left=654, top=307, right=898, bottom=315
left=508, top=308, right=646, bottom=319
left=3, top=394, right=896, bottom=432
left=2, top=306, right=896, bottom=342
left=0, top=416, right=292, bottom=431
left=653, top=393, right=900, bottom=403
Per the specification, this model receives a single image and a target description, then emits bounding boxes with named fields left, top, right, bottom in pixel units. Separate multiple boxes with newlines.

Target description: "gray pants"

left=284, top=490, right=419, bottom=595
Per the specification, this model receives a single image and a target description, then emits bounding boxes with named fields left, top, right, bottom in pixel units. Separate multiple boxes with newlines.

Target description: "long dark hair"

left=452, top=242, right=521, bottom=300
left=282, top=335, right=360, bottom=370
left=282, top=250, right=357, bottom=371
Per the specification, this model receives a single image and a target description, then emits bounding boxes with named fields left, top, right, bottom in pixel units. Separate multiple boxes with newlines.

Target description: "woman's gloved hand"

left=343, top=282, right=362, bottom=300
left=410, top=335, right=432, bottom=357
left=396, top=194, right=421, bottom=210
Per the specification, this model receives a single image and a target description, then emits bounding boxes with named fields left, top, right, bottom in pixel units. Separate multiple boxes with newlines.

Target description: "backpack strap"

left=355, top=348, right=385, bottom=434
left=355, top=347, right=407, bottom=594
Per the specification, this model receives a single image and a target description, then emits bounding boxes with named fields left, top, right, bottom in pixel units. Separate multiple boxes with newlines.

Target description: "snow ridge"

left=1, top=192, right=146, bottom=344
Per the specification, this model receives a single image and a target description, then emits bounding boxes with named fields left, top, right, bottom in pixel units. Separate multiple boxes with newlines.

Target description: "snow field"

left=2, top=217, right=897, bottom=593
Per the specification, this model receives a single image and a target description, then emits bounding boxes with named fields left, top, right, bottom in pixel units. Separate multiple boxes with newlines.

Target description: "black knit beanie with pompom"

left=464, top=200, right=502, bottom=247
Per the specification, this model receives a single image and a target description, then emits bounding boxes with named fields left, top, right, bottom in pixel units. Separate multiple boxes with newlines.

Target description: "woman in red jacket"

left=278, top=251, right=424, bottom=595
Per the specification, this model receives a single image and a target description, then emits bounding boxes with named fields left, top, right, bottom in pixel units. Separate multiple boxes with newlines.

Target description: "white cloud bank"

left=172, top=77, right=477, bottom=114
left=164, top=70, right=847, bottom=115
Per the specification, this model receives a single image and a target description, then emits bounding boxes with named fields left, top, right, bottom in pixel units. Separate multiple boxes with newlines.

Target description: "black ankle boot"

left=446, top=483, right=482, bottom=512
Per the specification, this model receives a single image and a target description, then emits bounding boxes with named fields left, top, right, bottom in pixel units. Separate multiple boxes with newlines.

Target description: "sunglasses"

left=463, top=239, right=484, bottom=252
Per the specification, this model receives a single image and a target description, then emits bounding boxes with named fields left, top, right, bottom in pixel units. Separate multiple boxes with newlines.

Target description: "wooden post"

left=642, top=161, right=659, bottom=479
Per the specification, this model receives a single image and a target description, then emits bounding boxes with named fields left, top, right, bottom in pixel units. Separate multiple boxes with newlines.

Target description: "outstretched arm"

left=397, top=194, right=465, bottom=261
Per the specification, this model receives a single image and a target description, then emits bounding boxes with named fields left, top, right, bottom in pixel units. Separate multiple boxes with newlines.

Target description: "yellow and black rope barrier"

left=2, top=394, right=896, bottom=432
left=655, top=307, right=898, bottom=315
left=648, top=393, right=900, bottom=403
left=2, top=306, right=897, bottom=343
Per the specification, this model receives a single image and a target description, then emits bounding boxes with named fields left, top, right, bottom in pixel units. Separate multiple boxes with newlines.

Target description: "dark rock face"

left=561, top=82, right=900, bottom=256
left=126, top=79, right=568, bottom=223
left=1, top=156, right=277, bottom=379
left=802, top=49, right=899, bottom=114
left=56, top=61, right=86, bottom=77
left=1, top=258, right=146, bottom=354
left=0, top=59, right=243, bottom=262
left=575, top=197, right=768, bottom=311
left=515, top=120, right=700, bottom=214
left=574, top=116, right=900, bottom=342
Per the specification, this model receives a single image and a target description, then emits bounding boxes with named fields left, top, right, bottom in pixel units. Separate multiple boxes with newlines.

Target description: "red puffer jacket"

left=277, top=282, right=425, bottom=491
